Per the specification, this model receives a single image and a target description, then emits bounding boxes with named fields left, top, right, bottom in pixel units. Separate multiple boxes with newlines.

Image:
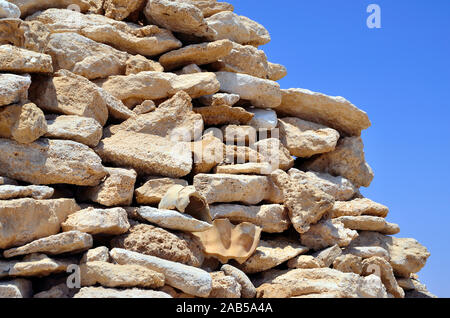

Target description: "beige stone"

left=171, top=72, right=220, bottom=99
left=210, top=204, right=289, bottom=233
left=270, top=169, right=334, bottom=234
left=214, top=162, right=275, bottom=175
left=209, top=271, right=241, bottom=298
left=343, top=246, right=390, bottom=261
left=194, top=173, right=283, bottom=205
left=334, top=215, right=400, bottom=235
left=10, top=0, right=93, bottom=17
left=0, top=45, right=52, bottom=73
left=0, top=73, right=31, bottom=107
left=29, top=8, right=182, bottom=56
left=81, top=246, right=110, bottom=263
left=110, top=224, right=204, bottom=267
left=236, top=238, right=309, bottom=274
left=0, top=198, right=79, bottom=249
left=103, top=0, right=146, bottom=21
left=0, top=138, right=107, bottom=186
left=44, top=115, right=102, bottom=147
left=2, top=253, right=74, bottom=277
left=287, top=255, right=324, bottom=269
left=206, top=11, right=270, bottom=46
left=328, top=198, right=389, bottom=218
left=300, top=219, right=359, bottom=251
left=221, top=264, right=256, bottom=298
left=0, top=19, right=50, bottom=53
left=80, top=261, right=164, bottom=288
left=175, top=63, right=202, bottom=75
left=135, top=177, right=188, bottom=205
left=222, top=124, right=257, bottom=144
left=312, top=244, right=343, bottom=267
left=278, top=117, right=340, bottom=158
left=30, top=70, right=109, bottom=126
left=362, top=256, right=405, bottom=298
left=198, top=92, right=240, bottom=107
left=255, top=138, right=295, bottom=171
left=187, top=0, right=234, bottom=18
left=3, top=231, right=92, bottom=259
left=78, top=167, right=137, bottom=207
left=126, top=54, right=164, bottom=75
left=191, top=132, right=225, bottom=173
left=132, top=100, right=156, bottom=115
left=332, top=254, right=363, bottom=274
left=268, top=62, right=287, bottom=81
left=97, top=87, right=136, bottom=120
left=247, top=108, right=278, bottom=130
left=33, top=283, right=75, bottom=298
left=275, top=88, right=371, bottom=136
left=74, top=286, right=172, bottom=298
left=0, top=0, right=20, bottom=18
left=0, top=279, right=32, bottom=298
left=95, top=130, right=192, bottom=177
left=215, top=72, right=281, bottom=108
left=224, top=144, right=265, bottom=165
left=193, top=219, right=262, bottom=264
left=194, top=104, right=253, bottom=126
left=62, top=207, right=130, bottom=235
left=160, top=39, right=233, bottom=71
left=0, top=185, right=53, bottom=200
left=301, top=136, right=374, bottom=188
left=110, top=248, right=213, bottom=297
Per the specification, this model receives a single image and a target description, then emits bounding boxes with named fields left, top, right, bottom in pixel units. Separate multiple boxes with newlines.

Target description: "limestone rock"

left=332, top=254, right=363, bottom=274
left=288, top=169, right=357, bottom=201
left=362, top=256, right=405, bottom=298
left=44, top=115, right=102, bottom=147
left=301, top=136, right=374, bottom=188
left=209, top=271, right=241, bottom=298
left=110, top=224, right=204, bottom=267
left=0, top=73, right=31, bottom=107
left=312, top=244, right=343, bottom=267
left=136, top=206, right=212, bottom=232
left=206, top=11, right=270, bottom=46
left=214, top=162, right=275, bottom=175
left=191, top=132, right=225, bottom=173
left=193, top=219, right=262, bottom=264
left=343, top=246, right=390, bottom=261
left=210, top=204, right=289, bottom=233
left=3, top=253, right=73, bottom=277
left=193, top=173, right=283, bottom=205
left=0, top=198, right=79, bottom=249
left=3, top=231, right=92, bottom=258
left=30, top=70, right=109, bottom=126
left=95, top=130, right=192, bottom=177
left=334, top=216, right=400, bottom=235
left=45, top=32, right=128, bottom=79
left=0, top=19, right=50, bottom=53
left=28, top=8, right=182, bottom=56
left=0, top=185, right=53, bottom=200
left=135, top=177, right=188, bottom=205
left=197, top=92, right=240, bottom=107
left=61, top=207, right=130, bottom=235
left=33, top=283, right=75, bottom=298
left=171, top=72, right=220, bottom=99
left=125, top=55, right=164, bottom=75
left=194, top=104, right=253, bottom=126
left=9, top=0, right=92, bottom=17
left=215, top=72, right=281, bottom=108
left=287, top=255, right=324, bottom=269
left=0, top=0, right=20, bottom=18
left=278, top=117, right=340, bottom=158
left=103, top=0, right=146, bottom=21
left=247, top=108, right=278, bottom=130
left=300, top=219, right=359, bottom=251
left=255, top=138, right=294, bottom=171
left=81, top=246, right=110, bottom=263
left=132, top=100, right=156, bottom=115
left=74, top=286, right=172, bottom=298
left=224, top=144, right=265, bottom=165
left=0, top=138, right=107, bottom=186
left=222, top=124, right=257, bottom=144
left=78, top=167, right=137, bottom=207
left=97, top=87, right=136, bottom=120
left=221, top=264, right=256, bottom=298
left=270, top=169, right=334, bottom=234
left=268, top=62, right=287, bottom=81
left=110, top=248, right=213, bottom=297
left=0, top=279, right=32, bottom=298
left=175, top=63, right=202, bottom=75
left=275, top=88, right=371, bottom=136
left=159, top=39, right=233, bottom=71
left=235, top=238, right=309, bottom=274
left=0, top=45, right=52, bottom=73
left=328, top=198, right=389, bottom=218
left=186, top=0, right=234, bottom=18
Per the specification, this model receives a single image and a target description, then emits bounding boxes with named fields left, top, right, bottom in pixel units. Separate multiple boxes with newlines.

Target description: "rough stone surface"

left=194, top=104, right=253, bottom=126
left=332, top=254, right=363, bottom=274
left=74, top=286, right=172, bottom=298
left=268, top=62, right=287, bottom=81
left=287, top=255, right=324, bottom=269
left=328, top=198, right=389, bottom=218
left=247, top=108, right=278, bottom=130
left=0, top=279, right=32, bottom=298
left=2, top=253, right=73, bottom=277
left=0, top=45, right=52, bottom=73
left=334, top=215, right=400, bottom=235
left=0, top=185, right=53, bottom=200
left=103, top=0, right=146, bottom=21
left=0, top=73, right=31, bottom=107
left=81, top=246, right=110, bottom=263
left=255, top=138, right=294, bottom=171
left=209, top=271, right=241, bottom=298
left=312, top=244, right=343, bottom=267
left=135, top=177, right=188, bottom=205
left=214, top=162, right=274, bottom=175
left=191, top=132, right=225, bottom=173
left=126, top=55, right=164, bottom=75
left=361, top=256, right=405, bottom=298
left=221, top=264, right=256, bottom=298
left=198, top=93, right=240, bottom=107
left=0, top=19, right=50, bottom=53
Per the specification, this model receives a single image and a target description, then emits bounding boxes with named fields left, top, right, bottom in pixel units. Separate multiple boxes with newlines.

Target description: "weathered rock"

left=334, top=216, right=400, bottom=235
left=268, top=62, right=287, bottom=81
left=97, top=87, right=136, bottom=120
left=275, top=88, right=371, bottom=136
left=301, top=136, right=374, bottom=188
left=112, top=91, right=204, bottom=141
left=209, top=271, right=241, bottom=298
left=171, top=72, right=220, bottom=99
left=33, top=283, right=75, bottom=298
left=44, top=115, right=102, bottom=147
left=214, top=162, right=275, bottom=175
left=206, top=11, right=270, bottom=46
left=95, top=130, right=192, bottom=177
left=0, top=176, right=17, bottom=185
left=0, top=185, right=53, bottom=200
left=81, top=246, right=110, bottom=263
left=110, top=248, right=213, bottom=297
left=30, top=70, right=109, bottom=126
left=300, top=219, right=359, bottom=251
left=74, top=286, right=172, bottom=298
left=103, top=0, right=146, bottom=21
left=45, top=32, right=128, bottom=79
left=175, top=63, right=202, bottom=75
left=197, top=92, right=240, bottom=106
left=186, top=0, right=234, bottom=18
left=135, top=177, right=188, bottom=205
left=224, top=144, right=265, bottom=165
left=0, top=138, right=107, bottom=186
left=0, top=19, right=50, bottom=53
left=288, top=169, right=357, bottom=201
left=222, top=124, right=257, bottom=144
left=210, top=204, right=289, bottom=233
left=78, top=167, right=136, bottom=207
left=9, top=0, right=92, bottom=17
left=136, top=206, right=212, bottom=232
left=125, top=55, right=164, bottom=75
left=270, top=169, right=334, bottom=234
left=343, top=246, right=390, bottom=261
left=2, top=253, right=73, bottom=277
left=194, top=104, right=253, bottom=126
left=255, top=138, right=294, bottom=171
left=278, top=117, right=340, bottom=158
left=215, top=72, right=281, bottom=108
left=0, top=45, right=52, bottom=73
left=80, top=261, right=165, bottom=288
left=0, top=198, right=79, bottom=249
left=312, top=244, right=343, bottom=267
left=132, top=100, right=156, bottom=115
left=191, top=132, right=225, bottom=173
left=362, top=256, right=405, bottom=298
left=0, top=279, right=32, bottom=298
left=0, top=0, right=21, bottom=18
left=110, top=224, right=204, bottom=267
left=256, top=268, right=387, bottom=298
left=61, top=207, right=130, bottom=235
left=328, top=198, right=389, bottom=218
left=332, top=254, right=363, bottom=274
left=235, top=238, right=309, bottom=274
left=287, top=255, right=324, bottom=269
left=0, top=73, right=31, bottom=107
left=194, top=173, right=283, bottom=205
left=3, top=231, right=92, bottom=258
left=160, top=39, right=233, bottom=71
left=28, top=8, right=182, bottom=56
left=193, top=219, right=262, bottom=264
left=247, top=108, right=277, bottom=130
left=221, top=264, right=256, bottom=298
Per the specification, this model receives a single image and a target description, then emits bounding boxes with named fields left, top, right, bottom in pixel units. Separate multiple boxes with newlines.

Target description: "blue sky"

left=227, top=0, right=450, bottom=297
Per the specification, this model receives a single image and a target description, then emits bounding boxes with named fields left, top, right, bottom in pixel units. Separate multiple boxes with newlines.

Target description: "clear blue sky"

left=227, top=0, right=450, bottom=297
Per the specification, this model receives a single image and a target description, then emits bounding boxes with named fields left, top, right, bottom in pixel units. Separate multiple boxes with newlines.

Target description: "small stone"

left=0, top=73, right=31, bottom=107
left=334, top=215, right=400, bottom=235
left=132, top=100, right=156, bottom=115
left=328, top=198, right=389, bottom=218
left=0, top=19, right=50, bottom=53
left=0, top=45, right=52, bottom=73
left=247, top=108, right=278, bottom=130
left=268, top=62, right=287, bottom=81
left=221, top=264, right=256, bottom=298
left=61, top=207, right=130, bottom=235
left=312, top=244, right=343, bottom=267
left=287, top=255, right=324, bottom=269
left=171, top=72, right=220, bottom=99
left=74, top=286, right=172, bottom=298
left=81, top=246, right=110, bottom=263
left=194, top=104, right=253, bottom=126
left=187, top=0, right=234, bottom=18
left=10, top=0, right=92, bottom=17
left=135, top=177, right=188, bottom=205
left=3, top=253, right=74, bottom=277
left=333, top=254, right=363, bottom=274
left=362, top=256, right=405, bottom=298
left=191, top=132, right=225, bottom=173
left=0, top=185, right=53, bottom=200
left=103, top=0, right=146, bottom=21
left=126, top=54, right=164, bottom=75
left=197, top=93, right=240, bottom=107
left=222, top=124, right=257, bottom=144
left=209, top=271, right=241, bottom=298
left=214, top=162, right=274, bottom=175
left=343, top=246, right=390, bottom=261
left=175, top=63, right=202, bottom=75
left=33, top=283, right=75, bottom=298
left=0, top=279, right=32, bottom=298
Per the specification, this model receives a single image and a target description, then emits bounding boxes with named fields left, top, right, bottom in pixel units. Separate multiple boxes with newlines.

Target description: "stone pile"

left=0, top=0, right=434, bottom=298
